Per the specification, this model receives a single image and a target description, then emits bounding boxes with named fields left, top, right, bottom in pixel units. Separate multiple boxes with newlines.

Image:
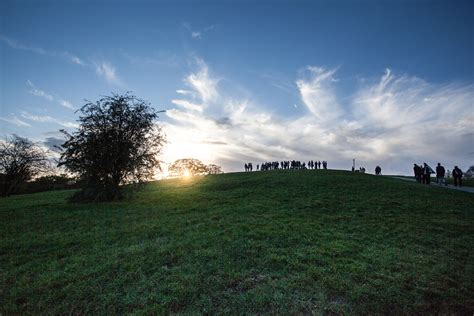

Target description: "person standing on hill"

left=423, top=163, right=432, bottom=184
left=375, top=166, right=381, bottom=175
left=414, top=164, right=423, bottom=182
left=452, top=166, right=463, bottom=187
left=436, top=163, right=447, bottom=186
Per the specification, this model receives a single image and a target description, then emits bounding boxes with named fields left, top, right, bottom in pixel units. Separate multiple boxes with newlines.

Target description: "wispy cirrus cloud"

left=261, top=72, right=296, bottom=95
left=26, top=80, right=75, bottom=109
left=184, top=58, right=219, bottom=104
left=171, top=99, right=203, bottom=112
left=27, top=80, right=54, bottom=101
left=0, top=115, right=32, bottom=127
left=296, top=66, right=342, bottom=122
left=20, top=111, right=78, bottom=129
left=2, top=34, right=123, bottom=86
left=182, top=23, right=215, bottom=40
left=62, top=52, right=85, bottom=66
left=95, top=61, right=121, bottom=85
left=163, top=58, right=474, bottom=175
left=176, top=89, right=193, bottom=95
left=0, top=34, right=85, bottom=66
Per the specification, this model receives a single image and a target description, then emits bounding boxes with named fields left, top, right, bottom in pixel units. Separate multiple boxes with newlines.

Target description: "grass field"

left=389, top=175, right=474, bottom=187
left=1, top=170, right=473, bottom=314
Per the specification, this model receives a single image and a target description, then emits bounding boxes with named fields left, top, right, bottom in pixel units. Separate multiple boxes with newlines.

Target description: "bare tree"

left=0, top=135, right=49, bottom=196
left=58, top=93, right=165, bottom=201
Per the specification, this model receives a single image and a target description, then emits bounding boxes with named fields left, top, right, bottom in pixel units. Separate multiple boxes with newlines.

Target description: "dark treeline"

left=245, top=160, right=327, bottom=172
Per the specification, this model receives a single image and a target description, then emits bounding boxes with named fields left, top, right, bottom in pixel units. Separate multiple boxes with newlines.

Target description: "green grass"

left=1, top=170, right=473, bottom=314
left=390, top=175, right=474, bottom=187
left=446, top=177, right=474, bottom=187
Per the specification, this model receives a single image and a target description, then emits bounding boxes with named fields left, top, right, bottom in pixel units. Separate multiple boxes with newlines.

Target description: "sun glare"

left=183, top=169, right=191, bottom=177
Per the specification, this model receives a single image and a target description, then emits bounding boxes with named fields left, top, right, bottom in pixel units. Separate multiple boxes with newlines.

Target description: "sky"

left=1, top=0, right=473, bottom=176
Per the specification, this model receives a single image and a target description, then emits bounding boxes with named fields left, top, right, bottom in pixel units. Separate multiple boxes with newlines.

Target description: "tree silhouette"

left=466, top=165, right=474, bottom=178
left=0, top=135, right=49, bottom=196
left=59, top=93, right=165, bottom=201
left=168, top=158, right=210, bottom=177
left=207, top=164, right=223, bottom=175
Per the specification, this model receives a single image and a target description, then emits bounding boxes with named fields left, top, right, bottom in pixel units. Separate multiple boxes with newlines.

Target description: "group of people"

left=244, top=160, right=328, bottom=172
left=244, top=163, right=254, bottom=172
left=414, top=163, right=464, bottom=186
left=351, top=166, right=368, bottom=173
left=246, top=160, right=465, bottom=187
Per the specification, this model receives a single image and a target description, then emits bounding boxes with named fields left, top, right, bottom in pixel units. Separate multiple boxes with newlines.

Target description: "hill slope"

left=1, top=170, right=473, bottom=314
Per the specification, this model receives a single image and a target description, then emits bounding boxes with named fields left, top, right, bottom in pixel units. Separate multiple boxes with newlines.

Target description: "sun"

left=183, top=169, right=191, bottom=178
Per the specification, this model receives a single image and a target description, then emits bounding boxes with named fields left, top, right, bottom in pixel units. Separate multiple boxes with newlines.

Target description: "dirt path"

left=392, top=176, right=474, bottom=194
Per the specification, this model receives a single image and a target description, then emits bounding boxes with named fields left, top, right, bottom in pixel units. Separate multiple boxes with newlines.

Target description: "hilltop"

left=1, top=170, right=473, bottom=314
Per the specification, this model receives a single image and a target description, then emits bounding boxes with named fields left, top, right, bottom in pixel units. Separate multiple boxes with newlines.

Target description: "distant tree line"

left=0, top=93, right=166, bottom=201
left=0, top=135, right=50, bottom=196
left=0, top=93, right=224, bottom=201
left=168, top=158, right=223, bottom=177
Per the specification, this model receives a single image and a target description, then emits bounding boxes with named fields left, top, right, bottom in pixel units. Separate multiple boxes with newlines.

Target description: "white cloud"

left=20, top=111, right=78, bottom=129
left=296, top=66, right=342, bottom=122
left=163, top=61, right=474, bottom=175
left=27, top=80, right=54, bottom=101
left=62, top=52, right=85, bottom=66
left=184, top=58, right=219, bottom=103
left=26, top=80, right=75, bottom=109
left=0, top=115, right=31, bottom=127
left=95, top=61, right=120, bottom=84
left=182, top=23, right=215, bottom=40
left=1, top=35, right=85, bottom=66
left=176, top=89, right=193, bottom=95
left=0, top=34, right=46, bottom=55
left=58, top=99, right=75, bottom=110
left=171, top=99, right=203, bottom=112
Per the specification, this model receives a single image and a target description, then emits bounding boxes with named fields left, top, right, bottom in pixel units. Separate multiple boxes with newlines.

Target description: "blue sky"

left=1, top=0, right=473, bottom=175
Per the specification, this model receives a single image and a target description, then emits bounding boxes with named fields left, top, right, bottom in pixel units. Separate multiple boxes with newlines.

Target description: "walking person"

left=413, top=164, right=421, bottom=182
left=423, top=163, right=432, bottom=185
left=453, top=166, right=463, bottom=187
left=435, top=163, right=447, bottom=186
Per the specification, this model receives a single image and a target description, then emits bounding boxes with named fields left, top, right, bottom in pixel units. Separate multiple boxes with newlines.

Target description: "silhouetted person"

left=322, top=161, right=327, bottom=169
left=435, top=163, right=447, bottom=186
left=257, top=164, right=259, bottom=171
left=375, top=166, right=381, bottom=175
left=318, top=161, right=321, bottom=169
left=413, top=164, right=422, bottom=182
left=423, top=163, right=432, bottom=184
left=453, top=166, right=463, bottom=187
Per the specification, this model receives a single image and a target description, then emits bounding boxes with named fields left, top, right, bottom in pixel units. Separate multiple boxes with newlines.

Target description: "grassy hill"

left=1, top=170, right=473, bottom=314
